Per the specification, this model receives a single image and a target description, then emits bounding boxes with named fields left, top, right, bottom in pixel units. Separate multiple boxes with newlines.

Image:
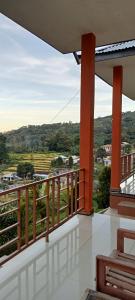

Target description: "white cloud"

left=0, top=14, right=134, bottom=132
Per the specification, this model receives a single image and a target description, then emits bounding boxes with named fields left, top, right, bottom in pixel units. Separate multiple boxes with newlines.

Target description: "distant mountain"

left=4, top=111, right=135, bottom=154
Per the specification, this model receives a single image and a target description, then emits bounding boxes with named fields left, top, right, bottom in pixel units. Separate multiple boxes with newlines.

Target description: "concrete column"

left=111, top=66, right=123, bottom=194
left=80, top=33, right=95, bottom=214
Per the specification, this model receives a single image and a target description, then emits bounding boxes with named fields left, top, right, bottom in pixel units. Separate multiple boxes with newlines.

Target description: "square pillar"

left=111, top=66, right=123, bottom=196
left=79, top=33, right=95, bottom=215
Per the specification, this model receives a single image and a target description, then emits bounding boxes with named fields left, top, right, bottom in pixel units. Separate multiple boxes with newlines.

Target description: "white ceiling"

left=1, top=1, right=135, bottom=53
left=95, top=55, right=135, bottom=101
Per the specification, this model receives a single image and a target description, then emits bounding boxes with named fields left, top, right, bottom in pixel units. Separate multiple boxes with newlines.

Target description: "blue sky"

left=0, top=13, right=134, bottom=132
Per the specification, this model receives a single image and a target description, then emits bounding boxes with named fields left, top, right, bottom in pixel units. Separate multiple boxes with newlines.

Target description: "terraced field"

left=4, top=153, right=58, bottom=174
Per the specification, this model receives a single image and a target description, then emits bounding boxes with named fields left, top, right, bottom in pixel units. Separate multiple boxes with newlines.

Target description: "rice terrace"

left=4, top=152, right=58, bottom=174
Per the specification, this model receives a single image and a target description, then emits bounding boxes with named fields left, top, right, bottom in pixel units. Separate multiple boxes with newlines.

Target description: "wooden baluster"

left=17, top=190, right=21, bottom=251
left=25, top=188, right=29, bottom=246
left=57, top=177, right=60, bottom=224
left=33, top=185, right=36, bottom=241
left=46, top=181, right=49, bottom=242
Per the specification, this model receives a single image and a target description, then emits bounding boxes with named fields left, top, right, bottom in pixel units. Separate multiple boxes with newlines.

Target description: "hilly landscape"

left=4, top=111, right=135, bottom=155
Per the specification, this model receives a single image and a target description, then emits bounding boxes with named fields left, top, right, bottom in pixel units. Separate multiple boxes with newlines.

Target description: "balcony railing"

left=121, top=152, right=135, bottom=182
left=0, top=169, right=85, bottom=266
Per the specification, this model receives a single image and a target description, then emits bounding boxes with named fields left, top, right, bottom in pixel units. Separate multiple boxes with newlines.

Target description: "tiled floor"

left=0, top=213, right=135, bottom=300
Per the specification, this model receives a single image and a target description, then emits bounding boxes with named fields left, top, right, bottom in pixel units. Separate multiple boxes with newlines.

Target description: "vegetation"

left=17, top=162, right=35, bottom=179
left=4, top=111, right=135, bottom=153
left=51, top=156, right=64, bottom=169
left=3, top=152, right=58, bottom=174
left=95, top=147, right=107, bottom=159
left=68, top=156, right=73, bottom=168
left=0, top=134, right=8, bottom=163
left=95, top=166, right=111, bottom=209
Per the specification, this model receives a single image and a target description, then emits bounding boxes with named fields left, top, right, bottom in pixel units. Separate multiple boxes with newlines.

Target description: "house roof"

left=95, top=41, right=135, bottom=100
left=78, top=41, right=135, bottom=100
left=96, top=41, right=135, bottom=55
left=1, top=1, right=135, bottom=53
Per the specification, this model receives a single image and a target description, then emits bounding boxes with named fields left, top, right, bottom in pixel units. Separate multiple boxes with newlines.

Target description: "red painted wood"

left=111, top=66, right=123, bottom=192
left=80, top=33, right=95, bottom=214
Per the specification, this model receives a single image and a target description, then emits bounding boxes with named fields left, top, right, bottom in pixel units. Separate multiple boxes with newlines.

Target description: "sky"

left=0, top=13, right=134, bottom=132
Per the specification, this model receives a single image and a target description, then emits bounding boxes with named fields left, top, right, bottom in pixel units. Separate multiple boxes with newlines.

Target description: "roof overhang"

left=77, top=47, right=135, bottom=101
left=95, top=55, right=135, bottom=101
left=1, top=1, right=135, bottom=53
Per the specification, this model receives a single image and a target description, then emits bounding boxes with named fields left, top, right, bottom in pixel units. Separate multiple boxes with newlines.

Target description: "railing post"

left=51, top=179, right=55, bottom=228
left=128, top=154, right=131, bottom=177
left=120, top=156, right=124, bottom=181
left=46, top=181, right=49, bottom=242
left=33, top=185, right=36, bottom=241
left=74, top=171, right=78, bottom=212
left=57, top=177, right=60, bottom=224
left=124, top=156, right=127, bottom=179
left=17, top=190, right=21, bottom=251
left=25, top=188, right=29, bottom=246
left=71, top=173, right=73, bottom=216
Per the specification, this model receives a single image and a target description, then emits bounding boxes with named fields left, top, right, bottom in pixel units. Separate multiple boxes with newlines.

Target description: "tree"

left=95, top=147, right=107, bottom=160
left=123, top=144, right=131, bottom=154
left=47, top=132, right=71, bottom=152
left=51, top=156, right=64, bottom=169
left=68, top=156, right=73, bottom=168
left=0, top=134, right=8, bottom=163
left=97, top=166, right=111, bottom=209
left=17, top=162, right=34, bottom=179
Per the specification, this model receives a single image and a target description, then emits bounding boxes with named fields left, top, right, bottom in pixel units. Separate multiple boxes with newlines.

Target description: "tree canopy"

left=97, top=166, right=111, bottom=209
left=17, top=162, right=34, bottom=179
left=0, top=134, right=8, bottom=163
left=95, top=148, right=107, bottom=159
left=2, top=111, right=135, bottom=153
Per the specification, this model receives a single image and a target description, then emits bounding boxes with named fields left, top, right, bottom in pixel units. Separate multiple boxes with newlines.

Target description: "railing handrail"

left=120, top=152, right=135, bottom=182
left=0, top=168, right=84, bottom=197
left=0, top=168, right=85, bottom=266
left=121, top=152, right=135, bottom=158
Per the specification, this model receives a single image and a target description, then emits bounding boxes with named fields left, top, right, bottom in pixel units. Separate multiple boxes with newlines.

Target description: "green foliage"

left=0, top=134, right=8, bottom=163
left=0, top=205, right=17, bottom=256
left=51, top=156, right=64, bottom=168
left=95, top=148, right=107, bottom=159
left=68, top=156, right=73, bottom=168
left=47, top=132, right=71, bottom=152
left=0, top=206, right=17, bottom=244
left=123, top=144, right=132, bottom=154
left=3, top=111, right=135, bottom=154
left=17, top=162, right=34, bottom=179
left=97, top=166, right=111, bottom=209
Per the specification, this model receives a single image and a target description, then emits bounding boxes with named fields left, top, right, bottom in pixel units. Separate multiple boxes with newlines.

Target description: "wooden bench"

left=96, top=228, right=135, bottom=300
left=118, top=201, right=135, bottom=217
left=81, top=288, right=120, bottom=300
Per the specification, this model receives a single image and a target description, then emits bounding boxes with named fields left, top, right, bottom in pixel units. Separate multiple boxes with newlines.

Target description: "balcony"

left=0, top=3, right=135, bottom=299
left=1, top=154, right=135, bottom=267
left=0, top=212, right=135, bottom=300
left=0, top=163, right=135, bottom=299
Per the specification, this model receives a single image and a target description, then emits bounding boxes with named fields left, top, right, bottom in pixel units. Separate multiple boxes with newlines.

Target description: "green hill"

left=4, top=111, right=135, bottom=154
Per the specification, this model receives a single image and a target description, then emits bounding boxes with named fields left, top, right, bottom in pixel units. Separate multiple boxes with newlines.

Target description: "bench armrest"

left=117, top=228, right=135, bottom=252
left=96, top=255, right=135, bottom=299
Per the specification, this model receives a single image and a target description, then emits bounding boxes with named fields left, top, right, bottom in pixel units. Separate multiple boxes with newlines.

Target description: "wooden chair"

left=96, top=228, right=135, bottom=300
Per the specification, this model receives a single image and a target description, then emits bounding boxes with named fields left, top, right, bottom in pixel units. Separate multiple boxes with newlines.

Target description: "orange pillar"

left=111, top=66, right=123, bottom=193
left=80, top=33, right=95, bottom=215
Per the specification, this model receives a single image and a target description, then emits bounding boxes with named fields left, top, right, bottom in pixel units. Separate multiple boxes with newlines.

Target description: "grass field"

left=4, top=152, right=59, bottom=174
